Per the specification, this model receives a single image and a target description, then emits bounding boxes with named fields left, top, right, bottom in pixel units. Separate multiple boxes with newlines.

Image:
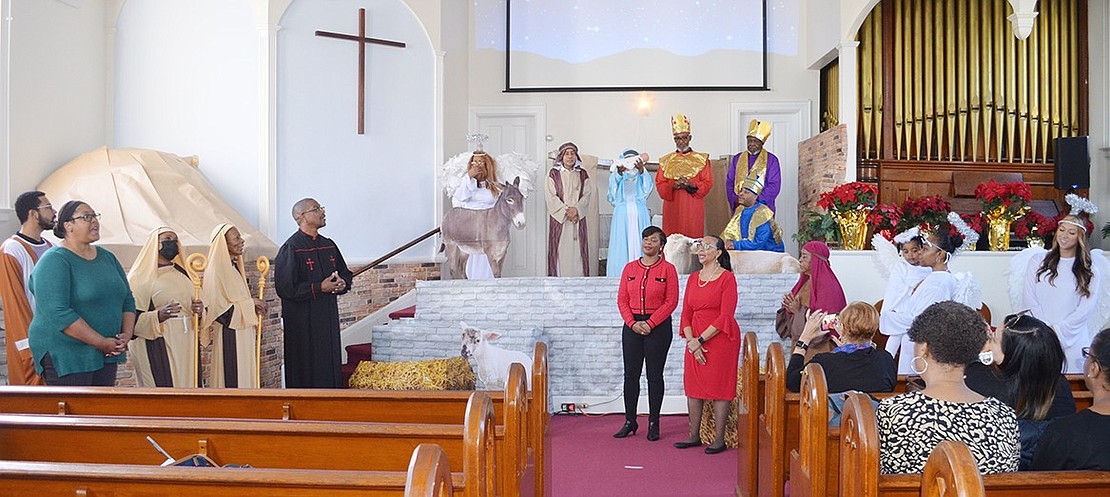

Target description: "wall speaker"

left=1054, top=136, right=1090, bottom=189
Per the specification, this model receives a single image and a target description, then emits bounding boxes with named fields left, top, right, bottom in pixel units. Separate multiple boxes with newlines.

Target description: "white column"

left=838, top=41, right=861, bottom=182
left=258, top=23, right=279, bottom=239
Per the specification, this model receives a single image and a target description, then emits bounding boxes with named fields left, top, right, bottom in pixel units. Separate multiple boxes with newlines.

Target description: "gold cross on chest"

left=315, top=8, right=407, bottom=135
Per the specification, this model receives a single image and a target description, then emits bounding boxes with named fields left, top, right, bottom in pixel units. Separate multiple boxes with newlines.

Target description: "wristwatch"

left=795, top=340, right=809, bottom=351
left=697, top=336, right=706, bottom=345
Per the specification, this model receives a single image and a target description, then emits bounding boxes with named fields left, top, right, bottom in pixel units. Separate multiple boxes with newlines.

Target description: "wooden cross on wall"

left=315, top=8, right=407, bottom=135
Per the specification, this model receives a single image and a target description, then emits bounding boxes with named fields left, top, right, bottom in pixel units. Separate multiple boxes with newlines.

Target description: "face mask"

left=159, top=240, right=180, bottom=261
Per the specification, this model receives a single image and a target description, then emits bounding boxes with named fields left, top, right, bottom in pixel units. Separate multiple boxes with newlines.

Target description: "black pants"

left=622, top=314, right=672, bottom=422
left=40, top=353, right=118, bottom=386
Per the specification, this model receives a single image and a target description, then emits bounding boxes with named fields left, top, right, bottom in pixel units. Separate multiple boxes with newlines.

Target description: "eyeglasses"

left=69, top=213, right=101, bottom=223
left=691, top=241, right=717, bottom=252
left=36, top=204, right=54, bottom=212
left=302, top=206, right=325, bottom=215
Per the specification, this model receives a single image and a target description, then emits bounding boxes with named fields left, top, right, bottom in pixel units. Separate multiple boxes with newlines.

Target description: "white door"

left=470, top=106, right=547, bottom=277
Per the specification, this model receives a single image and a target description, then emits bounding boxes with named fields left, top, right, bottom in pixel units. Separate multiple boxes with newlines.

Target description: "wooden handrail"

left=352, top=227, right=440, bottom=278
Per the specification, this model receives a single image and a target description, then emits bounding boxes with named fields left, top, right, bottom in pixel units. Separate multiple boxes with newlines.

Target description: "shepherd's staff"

left=185, top=253, right=208, bottom=387
left=255, top=256, right=271, bottom=388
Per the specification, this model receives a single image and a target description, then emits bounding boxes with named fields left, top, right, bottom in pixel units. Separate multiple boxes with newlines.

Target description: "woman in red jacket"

left=614, top=226, right=679, bottom=441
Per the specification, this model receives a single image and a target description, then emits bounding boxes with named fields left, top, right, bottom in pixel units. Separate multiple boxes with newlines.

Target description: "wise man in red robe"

left=656, top=113, right=713, bottom=238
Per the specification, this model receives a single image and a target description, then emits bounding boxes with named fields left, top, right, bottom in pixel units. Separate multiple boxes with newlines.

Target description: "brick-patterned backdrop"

left=797, top=124, right=848, bottom=245
left=0, top=259, right=439, bottom=387
left=372, top=274, right=797, bottom=412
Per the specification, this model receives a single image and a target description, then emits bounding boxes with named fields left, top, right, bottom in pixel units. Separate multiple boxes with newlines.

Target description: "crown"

left=746, top=119, right=772, bottom=143
left=671, top=113, right=691, bottom=135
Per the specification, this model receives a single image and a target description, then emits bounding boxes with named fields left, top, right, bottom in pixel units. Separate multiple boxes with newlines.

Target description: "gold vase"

left=984, top=205, right=1028, bottom=252
left=834, top=208, right=870, bottom=250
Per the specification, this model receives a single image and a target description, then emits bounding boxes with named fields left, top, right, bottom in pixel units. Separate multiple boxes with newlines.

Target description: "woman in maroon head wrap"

left=780, top=241, right=847, bottom=358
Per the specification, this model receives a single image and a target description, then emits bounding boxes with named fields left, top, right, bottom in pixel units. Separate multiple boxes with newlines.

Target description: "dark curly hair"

left=908, top=301, right=988, bottom=366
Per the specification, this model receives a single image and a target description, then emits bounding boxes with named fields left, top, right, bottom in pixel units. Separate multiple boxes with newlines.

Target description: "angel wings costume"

left=440, top=150, right=537, bottom=280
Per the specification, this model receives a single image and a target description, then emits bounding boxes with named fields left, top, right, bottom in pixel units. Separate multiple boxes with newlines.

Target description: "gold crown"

left=741, top=173, right=765, bottom=196
left=671, top=113, right=691, bottom=135
left=746, top=119, right=772, bottom=143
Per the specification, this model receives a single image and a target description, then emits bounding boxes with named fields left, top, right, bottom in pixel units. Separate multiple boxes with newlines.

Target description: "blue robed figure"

left=720, top=171, right=785, bottom=252
left=606, top=149, right=654, bottom=276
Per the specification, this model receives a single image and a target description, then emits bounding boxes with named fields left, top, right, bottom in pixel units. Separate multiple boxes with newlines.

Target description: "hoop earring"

left=911, top=355, right=929, bottom=375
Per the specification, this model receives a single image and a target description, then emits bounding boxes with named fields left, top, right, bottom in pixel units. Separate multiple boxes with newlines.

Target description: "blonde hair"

left=839, top=301, right=880, bottom=342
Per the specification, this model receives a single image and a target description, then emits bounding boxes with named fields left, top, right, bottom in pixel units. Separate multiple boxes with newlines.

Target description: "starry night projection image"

left=500, top=0, right=768, bottom=91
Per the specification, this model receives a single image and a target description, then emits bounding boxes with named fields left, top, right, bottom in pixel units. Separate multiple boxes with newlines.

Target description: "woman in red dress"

left=674, top=235, right=741, bottom=454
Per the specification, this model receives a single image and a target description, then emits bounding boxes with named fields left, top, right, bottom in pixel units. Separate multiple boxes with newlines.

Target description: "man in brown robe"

left=545, top=142, right=593, bottom=276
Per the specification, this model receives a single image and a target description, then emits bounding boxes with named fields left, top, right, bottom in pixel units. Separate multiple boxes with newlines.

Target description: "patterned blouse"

left=878, top=392, right=1019, bottom=474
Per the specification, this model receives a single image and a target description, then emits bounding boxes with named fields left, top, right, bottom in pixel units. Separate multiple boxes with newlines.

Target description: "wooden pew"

left=737, top=331, right=764, bottom=497
left=0, top=391, right=498, bottom=497
left=838, top=392, right=1110, bottom=497
left=757, top=342, right=797, bottom=497
left=921, top=441, right=986, bottom=497
left=0, top=443, right=458, bottom=497
left=0, top=342, right=549, bottom=497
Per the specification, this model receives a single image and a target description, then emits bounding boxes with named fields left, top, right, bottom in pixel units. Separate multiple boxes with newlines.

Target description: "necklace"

left=698, top=267, right=720, bottom=288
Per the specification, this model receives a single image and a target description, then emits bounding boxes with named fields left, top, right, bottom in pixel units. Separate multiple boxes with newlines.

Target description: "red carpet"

left=550, top=414, right=737, bottom=497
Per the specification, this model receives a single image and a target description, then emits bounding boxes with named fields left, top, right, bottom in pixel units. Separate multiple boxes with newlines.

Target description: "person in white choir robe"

left=202, top=223, right=265, bottom=388
left=452, top=151, right=501, bottom=280
left=127, top=227, right=203, bottom=387
left=883, top=229, right=962, bottom=374
left=1022, top=214, right=1103, bottom=373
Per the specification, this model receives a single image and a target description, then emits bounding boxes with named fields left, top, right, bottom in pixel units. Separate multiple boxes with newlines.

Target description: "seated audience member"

left=964, top=311, right=1075, bottom=470
left=719, top=173, right=784, bottom=252
left=878, top=301, right=1019, bottom=475
left=1030, top=327, right=1110, bottom=471
left=785, top=301, right=895, bottom=394
left=779, top=241, right=847, bottom=358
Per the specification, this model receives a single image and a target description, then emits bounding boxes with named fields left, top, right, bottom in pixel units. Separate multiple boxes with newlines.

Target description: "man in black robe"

left=275, top=198, right=353, bottom=388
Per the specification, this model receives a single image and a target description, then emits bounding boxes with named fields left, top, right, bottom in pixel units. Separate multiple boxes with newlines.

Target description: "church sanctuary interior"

left=1, top=0, right=1109, bottom=496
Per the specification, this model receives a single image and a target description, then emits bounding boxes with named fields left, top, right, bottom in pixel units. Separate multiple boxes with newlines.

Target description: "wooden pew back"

left=838, top=391, right=1110, bottom=497
left=758, top=341, right=795, bottom=497
left=737, top=331, right=762, bottom=497
left=921, top=441, right=986, bottom=497
left=789, top=363, right=830, bottom=497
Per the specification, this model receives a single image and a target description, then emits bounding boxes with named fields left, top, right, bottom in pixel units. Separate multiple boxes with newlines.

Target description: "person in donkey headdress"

left=545, top=142, right=593, bottom=276
left=656, top=113, right=713, bottom=238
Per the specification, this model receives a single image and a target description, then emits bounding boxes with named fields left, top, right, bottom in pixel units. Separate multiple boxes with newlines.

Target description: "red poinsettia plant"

left=959, top=212, right=984, bottom=234
left=1013, top=211, right=1056, bottom=241
left=896, top=195, right=952, bottom=232
left=974, top=180, right=1032, bottom=217
left=817, top=182, right=878, bottom=213
left=866, top=203, right=902, bottom=240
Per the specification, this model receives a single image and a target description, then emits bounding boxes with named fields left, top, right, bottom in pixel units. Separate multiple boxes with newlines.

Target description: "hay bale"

left=348, top=357, right=476, bottom=390
left=698, top=370, right=742, bottom=448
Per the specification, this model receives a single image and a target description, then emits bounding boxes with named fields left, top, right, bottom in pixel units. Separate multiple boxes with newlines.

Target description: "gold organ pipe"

left=967, top=0, right=980, bottom=161
left=1068, top=0, right=1078, bottom=136
left=954, top=0, right=972, bottom=159
left=924, top=0, right=935, bottom=159
left=1052, top=0, right=1063, bottom=144
left=999, top=0, right=1007, bottom=160
left=1038, top=0, right=1051, bottom=161
left=1061, top=0, right=1071, bottom=136
left=893, top=0, right=904, bottom=160
left=904, top=0, right=914, bottom=159
left=1028, top=10, right=1040, bottom=161
left=944, top=0, right=956, bottom=160
left=1005, top=7, right=1017, bottom=163
left=1017, top=16, right=1029, bottom=163
left=873, top=6, right=883, bottom=160
left=913, top=0, right=924, bottom=160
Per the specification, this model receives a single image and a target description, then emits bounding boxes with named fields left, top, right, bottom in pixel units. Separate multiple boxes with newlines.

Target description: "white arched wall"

left=112, top=0, right=262, bottom=227
left=276, top=0, right=437, bottom=261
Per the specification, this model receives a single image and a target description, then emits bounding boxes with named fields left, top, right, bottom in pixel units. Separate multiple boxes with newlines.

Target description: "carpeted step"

left=388, top=305, right=416, bottom=320
left=340, top=343, right=373, bottom=387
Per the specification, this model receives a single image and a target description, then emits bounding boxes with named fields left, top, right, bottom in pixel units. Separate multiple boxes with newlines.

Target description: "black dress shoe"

left=705, top=443, right=727, bottom=454
left=646, top=421, right=660, bottom=441
left=613, top=420, right=638, bottom=438
left=673, top=439, right=702, bottom=449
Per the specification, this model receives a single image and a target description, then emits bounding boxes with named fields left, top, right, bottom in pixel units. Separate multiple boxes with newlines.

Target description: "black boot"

left=646, top=419, right=660, bottom=441
left=613, top=419, right=638, bottom=438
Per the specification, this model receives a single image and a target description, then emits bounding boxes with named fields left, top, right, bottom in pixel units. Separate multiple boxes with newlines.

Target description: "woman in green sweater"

left=28, top=200, right=135, bottom=385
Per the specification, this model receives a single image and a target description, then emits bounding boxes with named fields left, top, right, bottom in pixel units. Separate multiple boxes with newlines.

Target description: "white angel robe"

left=882, top=270, right=958, bottom=374
left=879, top=260, right=932, bottom=336
left=1023, top=254, right=1102, bottom=373
left=451, top=178, right=498, bottom=280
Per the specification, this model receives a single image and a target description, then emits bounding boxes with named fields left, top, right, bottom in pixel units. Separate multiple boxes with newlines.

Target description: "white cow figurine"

left=460, top=322, right=533, bottom=390
left=663, top=233, right=801, bottom=275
